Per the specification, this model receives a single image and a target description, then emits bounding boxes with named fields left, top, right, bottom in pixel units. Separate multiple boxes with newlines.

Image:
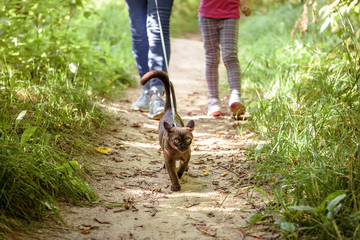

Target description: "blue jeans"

left=125, top=0, right=173, bottom=91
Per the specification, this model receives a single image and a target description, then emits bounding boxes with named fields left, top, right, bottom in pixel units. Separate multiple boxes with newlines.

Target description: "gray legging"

left=198, top=16, right=242, bottom=100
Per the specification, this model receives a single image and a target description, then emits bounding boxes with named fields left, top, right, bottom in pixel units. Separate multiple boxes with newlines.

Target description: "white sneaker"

left=207, top=98, right=222, bottom=116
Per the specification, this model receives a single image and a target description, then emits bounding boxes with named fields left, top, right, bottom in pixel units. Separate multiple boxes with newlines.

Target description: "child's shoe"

left=207, top=98, right=222, bottom=116
left=229, top=101, right=245, bottom=117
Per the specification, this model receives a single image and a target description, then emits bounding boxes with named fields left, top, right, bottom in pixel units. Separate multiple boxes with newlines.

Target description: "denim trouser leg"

left=125, top=0, right=173, bottom=91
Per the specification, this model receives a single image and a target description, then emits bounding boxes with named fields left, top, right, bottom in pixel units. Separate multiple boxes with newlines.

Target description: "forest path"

left=36, top=38, right=275, bottom=240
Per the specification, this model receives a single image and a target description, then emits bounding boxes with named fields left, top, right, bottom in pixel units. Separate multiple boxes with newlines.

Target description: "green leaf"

left=42, top=133, right=51, bottom=145
left=83, top=11, right=91, bottom=18
left=75, top=0, right=83, bottom=7
left=246, top=212, right=263, bottom=226
left=255, top=144, right=265, bottom=154
left=55, top=134, right=61, bottom=145
left=289, top=205, right=317, bottom=215
left=279, top=220, right=296, bottom=232
left=21, top=126, right=37, bottom=144
left=320, top=17, right=331, bottom=33
left=252, top=187, right=270, bottom=201
left=15, top=110, right=27, bottom=129
left=327, top=193, right=346, bottom=217
left=318, top=191, right=346, bottom=212
left=55, top=161, right=79, bottom=175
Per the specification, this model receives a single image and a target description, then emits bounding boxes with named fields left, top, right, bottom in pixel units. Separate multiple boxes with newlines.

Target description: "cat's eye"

left=186, top=138, right=192, bottom=143
left=174, top=139, right=179, bottom=143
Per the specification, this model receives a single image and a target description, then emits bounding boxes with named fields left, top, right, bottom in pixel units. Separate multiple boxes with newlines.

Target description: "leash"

left=154, top=0, right=178, bottom=127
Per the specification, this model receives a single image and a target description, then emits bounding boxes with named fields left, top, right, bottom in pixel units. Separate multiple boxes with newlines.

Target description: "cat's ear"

left=164, top=122, right=173, bottom=132
left=186, top=120, right=195, bottom=131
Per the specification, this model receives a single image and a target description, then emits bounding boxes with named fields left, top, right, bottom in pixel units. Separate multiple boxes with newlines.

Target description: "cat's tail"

left=140, top=70, right=176, bottom=111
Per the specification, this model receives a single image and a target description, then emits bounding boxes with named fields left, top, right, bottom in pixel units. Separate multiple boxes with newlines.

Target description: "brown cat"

left=140, top=70, right=195, bottom=191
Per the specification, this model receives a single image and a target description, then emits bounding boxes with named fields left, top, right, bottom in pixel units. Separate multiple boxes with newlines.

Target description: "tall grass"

left=0, top=64, right=99, bottom=231
left=238, top=1, right=360, bottom=238
left=0, top=0, right=135, bottom=237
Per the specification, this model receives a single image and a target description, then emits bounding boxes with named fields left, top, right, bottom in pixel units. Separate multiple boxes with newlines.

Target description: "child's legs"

left=198, top=16, right=221, bottom=100
left=219, top=18, right=241, bottom=98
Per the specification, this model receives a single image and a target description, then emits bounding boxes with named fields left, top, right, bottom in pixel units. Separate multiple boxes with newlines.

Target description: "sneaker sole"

left=130, top=106, right=149, bottom=112
left=208, top=110, right=222, bottom=116
left=148, top=110, right=164, bottom=120
left=230, top=102, right=245, bottom=116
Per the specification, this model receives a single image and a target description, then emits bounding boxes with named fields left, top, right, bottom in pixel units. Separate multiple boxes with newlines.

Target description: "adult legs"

left=146, top=0, right=173, bottom=119
left=125, top=0, right=149, bottom=88
left=147, top=0, right=173, bottom=90
left=126, top=0, right=173, bottom=88
left=126, top=0, right=173, bottom=117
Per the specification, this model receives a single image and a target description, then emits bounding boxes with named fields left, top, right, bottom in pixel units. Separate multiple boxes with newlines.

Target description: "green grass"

left=0, top=0, right=136, bottom=237
left=235, top=1, right=360, bottom=239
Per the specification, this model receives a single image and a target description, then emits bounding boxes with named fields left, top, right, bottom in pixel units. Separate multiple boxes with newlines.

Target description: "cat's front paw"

left=171, top=184, right=181, bottom=191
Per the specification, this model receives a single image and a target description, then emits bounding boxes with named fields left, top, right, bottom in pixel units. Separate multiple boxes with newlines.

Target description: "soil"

left=29, top=38, right=277, bottom=240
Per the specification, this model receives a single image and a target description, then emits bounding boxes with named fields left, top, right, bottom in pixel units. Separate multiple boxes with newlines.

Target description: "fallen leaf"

left=94, top=218, right=111, bottom=224
left=95, top=147, right=112, bottom=155
left=78, top=226, right=91, bottom=234
left=131, top=121, right=143, bottom=127
left=238, top=186, right=254, bottom=193
left=200, top=169, right=209, bottom=177
left=212, top=181, right=219, bottom=185
left=78, top=225, right=99, bottom=234
left=220, top=171, right=228, bottom=177
left=150, top=208, right=157, bottom=217
left=239, top=228, right=246, bottom=240
left=255, top=219, right=271, bottom=225
left=196, top=226, right=216, bottom=237
left=185, top=202, right=200, bottom=208
left=247, top=233, right=262, bottom=238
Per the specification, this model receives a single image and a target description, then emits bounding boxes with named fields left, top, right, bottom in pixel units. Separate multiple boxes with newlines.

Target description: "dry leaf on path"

left=78, top=226, right=91, bottom=234
left=196, top=226, right=217, bottom=237
left=200, top=169, right=209, bottom=177
left=255, top=219, right=271, bottom=225
left=131, top=121, right=143, bottom=127
left=247, top=233, right=263, bottom=238
left=238, top=186, right=254, bottom=193
left=78, top=225, right=99, bottom=234
left=94, top=218, right=111, bottom=224
left=239, top=228, right=246, bottom=240
left=95, top=147, right=112, bottom=155
left=220, top=171, right=228, bottom=177
left=185, top=202, right=200, bottom=208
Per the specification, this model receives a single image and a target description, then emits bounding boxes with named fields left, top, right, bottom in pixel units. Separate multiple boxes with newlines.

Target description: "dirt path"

left=35, top=38, right=275, bottom=240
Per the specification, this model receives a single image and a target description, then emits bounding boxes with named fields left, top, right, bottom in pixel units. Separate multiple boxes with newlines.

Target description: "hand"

left=241, top=6, right=251, bottom=17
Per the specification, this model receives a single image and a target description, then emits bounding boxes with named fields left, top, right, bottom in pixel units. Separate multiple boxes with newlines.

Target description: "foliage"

left=0, top=0, right=133, bottom=95
left=0, top=63, right=100, bottom=223
left=240, top=0, right=360, bottom=238
left=0, top=0, right=135, bottom=235
left=171, top=0, right=200, bottom=37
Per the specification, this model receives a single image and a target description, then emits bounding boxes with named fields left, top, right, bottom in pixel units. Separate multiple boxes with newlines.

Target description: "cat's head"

left=164, top=120, right=195, bottom=152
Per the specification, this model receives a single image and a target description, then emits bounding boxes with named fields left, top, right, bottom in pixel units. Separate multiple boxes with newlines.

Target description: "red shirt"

left=198, top=0, right=240, bottom=19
